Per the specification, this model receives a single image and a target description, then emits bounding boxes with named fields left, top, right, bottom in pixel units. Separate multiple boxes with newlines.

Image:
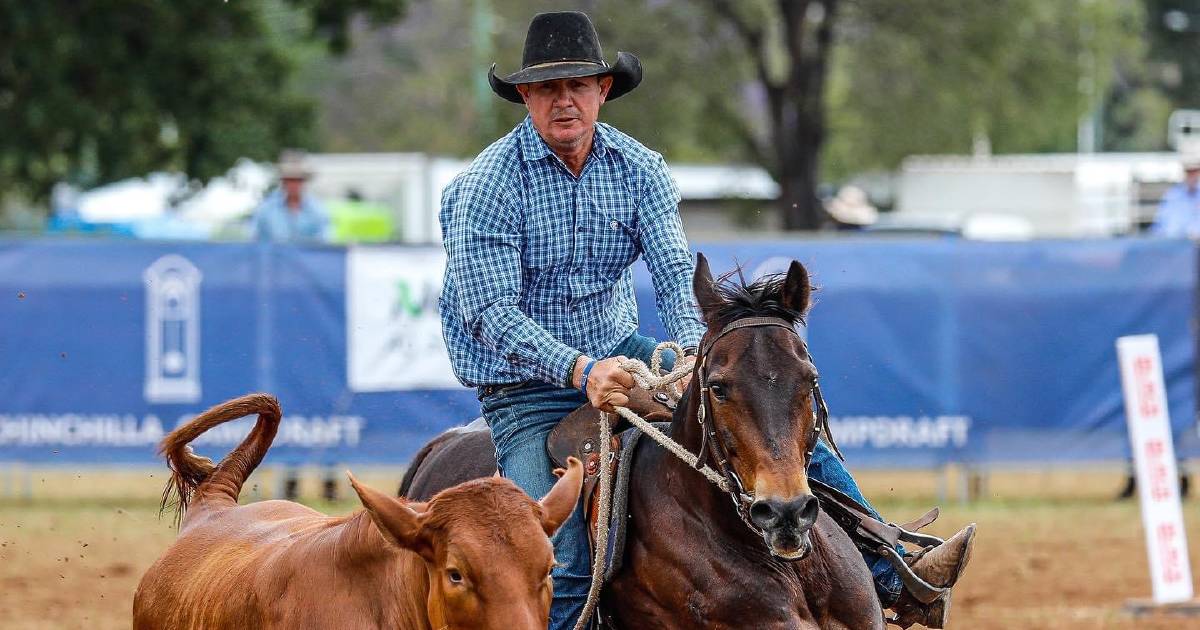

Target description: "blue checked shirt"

left=439, top=116, right=704, bottom=388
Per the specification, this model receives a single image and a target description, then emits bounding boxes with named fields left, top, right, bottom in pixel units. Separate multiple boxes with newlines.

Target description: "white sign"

left=1116, top=334, right=1193, bottom=604
left=346, top=247, right=459, bottom=391
left=144, top=255, right=202, bottom=403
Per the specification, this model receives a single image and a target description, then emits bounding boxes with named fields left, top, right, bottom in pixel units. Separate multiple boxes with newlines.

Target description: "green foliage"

left=0, top=0, right=406, bottom=206
left=1103, top=0, right=1200, bottom=151
left=823, top=0, right=1143, bottom=179
left=302, top=1, right=1151, bottom=184
left=2, top=0, right=1176, bottom=219
left=293, top=0, right=408, bottom=52
left=301, top=0, right=752, bottom=162
left=1146, top=0, right=1200, bottom=105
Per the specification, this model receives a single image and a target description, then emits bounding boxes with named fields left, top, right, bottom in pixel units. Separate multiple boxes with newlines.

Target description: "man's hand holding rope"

left=572, top=355, right=636, bottom=413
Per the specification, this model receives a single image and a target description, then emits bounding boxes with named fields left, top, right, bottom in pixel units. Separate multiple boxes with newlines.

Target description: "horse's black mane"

left=703, top=267, right=811, bottom=330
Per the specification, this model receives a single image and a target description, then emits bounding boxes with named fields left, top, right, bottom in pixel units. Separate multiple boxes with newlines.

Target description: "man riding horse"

left=438, top=11, right=975, bottom=628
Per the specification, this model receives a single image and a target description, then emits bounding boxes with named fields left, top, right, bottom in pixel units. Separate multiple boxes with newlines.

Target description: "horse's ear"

left=782, top=260, right=812, bottom=316
left=539, top=457, right=584, bottom=536
left=692, top=252, right=719, bottom=324
left=348, top=471, right=433, bottom=560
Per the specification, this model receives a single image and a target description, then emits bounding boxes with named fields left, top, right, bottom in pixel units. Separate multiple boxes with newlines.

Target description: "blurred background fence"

left=1, top=237, right=1193, bottom=472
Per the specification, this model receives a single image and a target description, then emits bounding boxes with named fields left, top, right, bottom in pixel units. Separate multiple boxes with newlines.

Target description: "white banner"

left=346, top=247, right=459, bottom=391
left=1116, top=334, right=1194, bottom=604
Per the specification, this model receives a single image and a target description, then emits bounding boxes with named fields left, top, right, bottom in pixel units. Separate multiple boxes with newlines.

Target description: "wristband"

left=580, top=359, right=598, bottom=397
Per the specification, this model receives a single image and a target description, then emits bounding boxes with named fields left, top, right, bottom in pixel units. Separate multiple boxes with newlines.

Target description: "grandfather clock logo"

left=144, top=255, right=202, bottom=403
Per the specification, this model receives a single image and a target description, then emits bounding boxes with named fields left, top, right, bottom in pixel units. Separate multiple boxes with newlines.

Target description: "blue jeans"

left=479, top=332, right=672, bottom=630
left=480, top=333, right=900, bottom=629
left=810, top=440, right=905, bottom=604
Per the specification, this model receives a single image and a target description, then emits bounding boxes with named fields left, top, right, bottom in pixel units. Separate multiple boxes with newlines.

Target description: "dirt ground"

left=1, top=465, right=1199, bottom=629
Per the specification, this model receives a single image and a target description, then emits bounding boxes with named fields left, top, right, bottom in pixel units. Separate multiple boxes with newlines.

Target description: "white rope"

left=612, top=406, right=729, bottom=491
left=614, top=348, right=730, bottom=491
left=624, top=342, right=693, bottom=401
left=570, top=344, right=731, bottom=630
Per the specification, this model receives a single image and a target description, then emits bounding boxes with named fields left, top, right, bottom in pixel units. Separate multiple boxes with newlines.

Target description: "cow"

left=133, top=393, right=583, bottom=629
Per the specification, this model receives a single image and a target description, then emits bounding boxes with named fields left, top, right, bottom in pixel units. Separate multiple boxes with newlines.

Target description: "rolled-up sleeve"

left=637, top=156, right=705, bottom=349
left=442, top=175, right=582, bottom=386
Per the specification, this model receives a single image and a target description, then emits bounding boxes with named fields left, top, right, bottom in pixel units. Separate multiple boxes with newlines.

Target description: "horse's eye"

left=447, top=568, right=464, bottom=584
left=709, top=383, right=726, bottom=400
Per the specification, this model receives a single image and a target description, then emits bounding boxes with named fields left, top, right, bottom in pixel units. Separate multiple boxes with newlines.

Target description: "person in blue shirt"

left=439, top=12, right=973, bottom=629
left=1151, top=154, right=1200, bottom=237
left=252, top=150, right=331, bottom=501
left=253, top=151, right=328, bottom=242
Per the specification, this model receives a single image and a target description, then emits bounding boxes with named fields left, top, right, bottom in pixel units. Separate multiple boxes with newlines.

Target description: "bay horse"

left=403, top=255, right=884, bottom=629
left=133, top=393, right=583, bottom=630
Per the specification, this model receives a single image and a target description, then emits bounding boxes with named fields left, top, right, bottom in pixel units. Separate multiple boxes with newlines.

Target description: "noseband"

left=692, top=316, right=841, bottom=536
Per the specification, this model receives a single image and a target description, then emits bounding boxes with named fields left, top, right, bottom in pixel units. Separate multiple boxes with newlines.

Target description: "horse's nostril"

left=797, top=494, right=820, bottom=525
left=749, top=500, right=780, bottom=528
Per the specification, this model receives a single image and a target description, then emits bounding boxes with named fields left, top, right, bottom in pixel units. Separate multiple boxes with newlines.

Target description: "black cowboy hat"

left=488, top=11, right=642, bottom=104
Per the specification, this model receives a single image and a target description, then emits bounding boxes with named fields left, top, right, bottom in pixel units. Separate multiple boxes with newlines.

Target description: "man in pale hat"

left=1151, top=152, right=1200, bottom=237
left=439, top=11, right=973, bottom=629
left=253, top=149, right=328, bottom=242
left=826, top=184, right=880, bottom=229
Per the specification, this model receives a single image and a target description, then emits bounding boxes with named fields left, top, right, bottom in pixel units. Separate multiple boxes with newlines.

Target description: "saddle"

left=547, top=387, right=675, bottom=465
left=545, top=387, right=675, bottom=577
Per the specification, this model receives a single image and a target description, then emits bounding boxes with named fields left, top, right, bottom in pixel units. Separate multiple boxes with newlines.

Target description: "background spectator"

left=254, top=150, right=329, bottom=243
left=1150, top=153, right=1200, bottom=238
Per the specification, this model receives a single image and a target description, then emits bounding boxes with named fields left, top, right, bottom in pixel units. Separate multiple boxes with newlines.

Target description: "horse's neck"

left=646, top=396, right=767, bottom=549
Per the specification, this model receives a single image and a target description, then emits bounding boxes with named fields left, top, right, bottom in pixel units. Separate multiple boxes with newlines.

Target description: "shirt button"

left=610, top=220, right=618, bottom=229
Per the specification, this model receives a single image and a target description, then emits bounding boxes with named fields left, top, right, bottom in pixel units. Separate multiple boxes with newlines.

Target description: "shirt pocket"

left=585, top=194, right=640, bottom=280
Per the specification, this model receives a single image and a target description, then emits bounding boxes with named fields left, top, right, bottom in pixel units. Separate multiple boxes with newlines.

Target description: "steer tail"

left=159, top=393, right=282, bottom=524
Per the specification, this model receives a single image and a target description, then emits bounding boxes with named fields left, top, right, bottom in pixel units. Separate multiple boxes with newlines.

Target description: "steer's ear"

left=539, top=457, right=584, bottom=536
left=349, top=471, right=432, bottom=560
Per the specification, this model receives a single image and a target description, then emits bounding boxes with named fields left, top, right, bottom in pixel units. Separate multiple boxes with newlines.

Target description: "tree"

left=1103, top=0, right=1200, bottom=151
left=299, top=0, right=749, bottom=163
left=294, top=0, right=1141, bottom=230
left=700, top=1, right=837, bottom=230
left=698, top=0, right=1139, bottom=227
left=0, top=0, right=407, bottom=208
left=1146, top=0, right=1200, bottom=106
left=826, top=0, right=1139, bottom=173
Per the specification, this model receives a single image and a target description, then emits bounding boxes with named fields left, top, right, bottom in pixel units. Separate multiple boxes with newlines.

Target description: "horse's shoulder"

left=806, top=513, right=886, bottom=628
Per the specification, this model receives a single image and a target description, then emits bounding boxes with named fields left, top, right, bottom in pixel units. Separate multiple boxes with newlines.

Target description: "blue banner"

left=635, top=238, right=1198, bottom=466
left=0, top=238, right=1194, bottom=468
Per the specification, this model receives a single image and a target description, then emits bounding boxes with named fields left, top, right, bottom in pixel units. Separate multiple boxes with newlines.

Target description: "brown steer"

left=133, top=393, right=583, bottom=630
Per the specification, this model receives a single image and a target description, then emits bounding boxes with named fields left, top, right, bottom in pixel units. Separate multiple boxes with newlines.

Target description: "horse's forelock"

left=706, top=268, right=808, bottom=330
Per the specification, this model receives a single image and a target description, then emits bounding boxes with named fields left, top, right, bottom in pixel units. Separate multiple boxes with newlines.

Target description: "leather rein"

left=691, top=316, right=843, bottom=538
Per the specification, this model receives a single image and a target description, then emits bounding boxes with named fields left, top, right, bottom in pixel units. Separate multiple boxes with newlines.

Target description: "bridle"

left=691, top=316, right=841, bottom=536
